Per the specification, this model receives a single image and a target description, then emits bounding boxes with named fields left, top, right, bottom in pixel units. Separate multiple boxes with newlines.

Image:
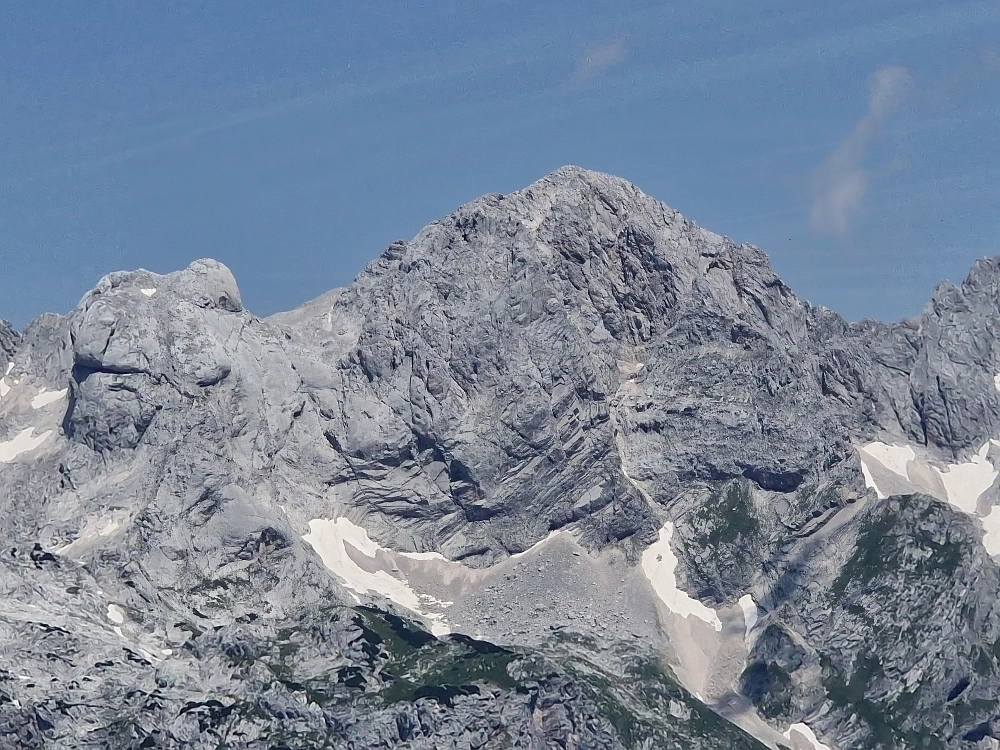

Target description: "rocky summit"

left=3, top=166, right=1000, bottom=749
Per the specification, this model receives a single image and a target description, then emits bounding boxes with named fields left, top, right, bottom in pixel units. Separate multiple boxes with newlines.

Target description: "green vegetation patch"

left=831, top=496, right=969, bottom=598
left=355, top=607, right=520, bottom=705
left=545, top=634, right=769, bottom=750
left=694, top=479, right=760, bottom=547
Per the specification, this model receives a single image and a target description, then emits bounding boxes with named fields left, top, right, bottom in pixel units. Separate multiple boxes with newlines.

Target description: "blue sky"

left=2, top=1, right=998, bottom=327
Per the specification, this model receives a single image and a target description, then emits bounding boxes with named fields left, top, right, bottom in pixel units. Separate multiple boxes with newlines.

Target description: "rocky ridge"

left=1, top=166, right=1000, bottom=748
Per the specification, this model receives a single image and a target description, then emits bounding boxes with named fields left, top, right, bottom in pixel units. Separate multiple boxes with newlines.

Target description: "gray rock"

left=0, top=319, right=17, bottom=363
left=2, top=165, right=1000, bottom=748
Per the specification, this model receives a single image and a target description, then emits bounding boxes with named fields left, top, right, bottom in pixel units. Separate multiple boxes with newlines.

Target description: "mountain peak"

left=7, top=168, right=1000, bottom=749
left=80, top=258, right=243, bottom=314
left=514, top=163, right=666, bottom=214
left=528, top=163, right=629, bottom=189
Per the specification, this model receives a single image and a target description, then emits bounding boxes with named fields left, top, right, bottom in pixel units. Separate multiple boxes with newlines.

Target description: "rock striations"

left=2, top=166, right=1000, bottom=748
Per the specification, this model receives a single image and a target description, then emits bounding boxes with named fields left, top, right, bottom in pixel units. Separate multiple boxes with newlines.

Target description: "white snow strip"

left=738, top=594, right=758, bottom=641
left=4, top=363, right=11, bottom=376
left=107, top=604, right=125, bottom=625
left=783, top=722, right=832, bottom=750
left=140, top=288, right=157, bottom=297
left=858, top=457, right=887, bottom=499
left=982, top=506, right=1000, bottom=555
left=303, top=518, right=452, bottom=636
left=995, top=373, right=1000, bottom=393
left=0, top=379, right=9, bottom=399
left=933, top=445, right=997, bottom=515
left=619, top=466, right=721, bottom=630
left=30, top=388, right=67, bottom=409
left=860, top=442, right=914, bottom=479
left=398, top=549, right=451, bottom=562
left=641, top=522, right=722, bottom=631
left=0, top=428, right=52, bottom=462
left=55, top=517, right=123, bottom=557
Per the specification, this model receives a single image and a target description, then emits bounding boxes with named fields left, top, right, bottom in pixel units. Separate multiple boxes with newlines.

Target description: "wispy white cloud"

left=573, top=38, right=627, bottom=83
left=810, top=65, right=912, bottom=236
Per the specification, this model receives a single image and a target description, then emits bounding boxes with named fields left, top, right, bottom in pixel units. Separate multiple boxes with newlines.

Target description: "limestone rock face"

left=2, top=166, right=1000, bottom=749
left=0, top=320, right=17, bottom=363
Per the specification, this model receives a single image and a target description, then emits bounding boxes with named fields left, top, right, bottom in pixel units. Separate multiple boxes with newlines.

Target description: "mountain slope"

left=2, top=166, right=1000, bottom=748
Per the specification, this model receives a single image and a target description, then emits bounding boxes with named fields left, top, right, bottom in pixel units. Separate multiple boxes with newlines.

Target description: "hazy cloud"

left=574, top=38, right=627, bottom=83
left=810, top=65, right=912, bottom=236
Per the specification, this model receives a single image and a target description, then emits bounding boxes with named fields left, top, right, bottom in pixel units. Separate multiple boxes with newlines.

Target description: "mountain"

left=2, top=166, right=1000, bottom=749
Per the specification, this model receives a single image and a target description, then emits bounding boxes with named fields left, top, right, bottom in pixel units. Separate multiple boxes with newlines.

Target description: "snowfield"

left=858, top=439, right=1000, bottom=554
left=0, top=427, right=52, bottom=462
left=641, top=522, right=722, bottom=631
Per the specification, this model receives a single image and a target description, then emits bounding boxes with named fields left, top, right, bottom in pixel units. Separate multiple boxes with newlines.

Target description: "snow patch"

left=398, top=548, right=451, bottom=562
left=303, top=517, right=452, bottom=636
left=55, top=517, right=123, bottom=558
left=738, top=594, right=759, bottom=641
left=982, top=506, right=1000, bottom=555
left=140, top=288, right=157, bottom=297
left=107, top=604, right=125, bottom=625
left=0, top=428, right=52, bottom=462
left=783, top=723, right=832, bottom=750
left=856, top=443, right=915, bottom=499
left=933, top=442, right=997, bottom=515
left=30, top=388, right=67, bottom=409
left=858, top=458, right=884, bottom=499
left=861, top=442, right=914, bottom=479
left=641, top=522, right=722, bottom=631
left=0, top=364, right=21, bottom=399
left=995, top=373, right=1000, bottom=393
left=859, top=440, right=1000, bottom=555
